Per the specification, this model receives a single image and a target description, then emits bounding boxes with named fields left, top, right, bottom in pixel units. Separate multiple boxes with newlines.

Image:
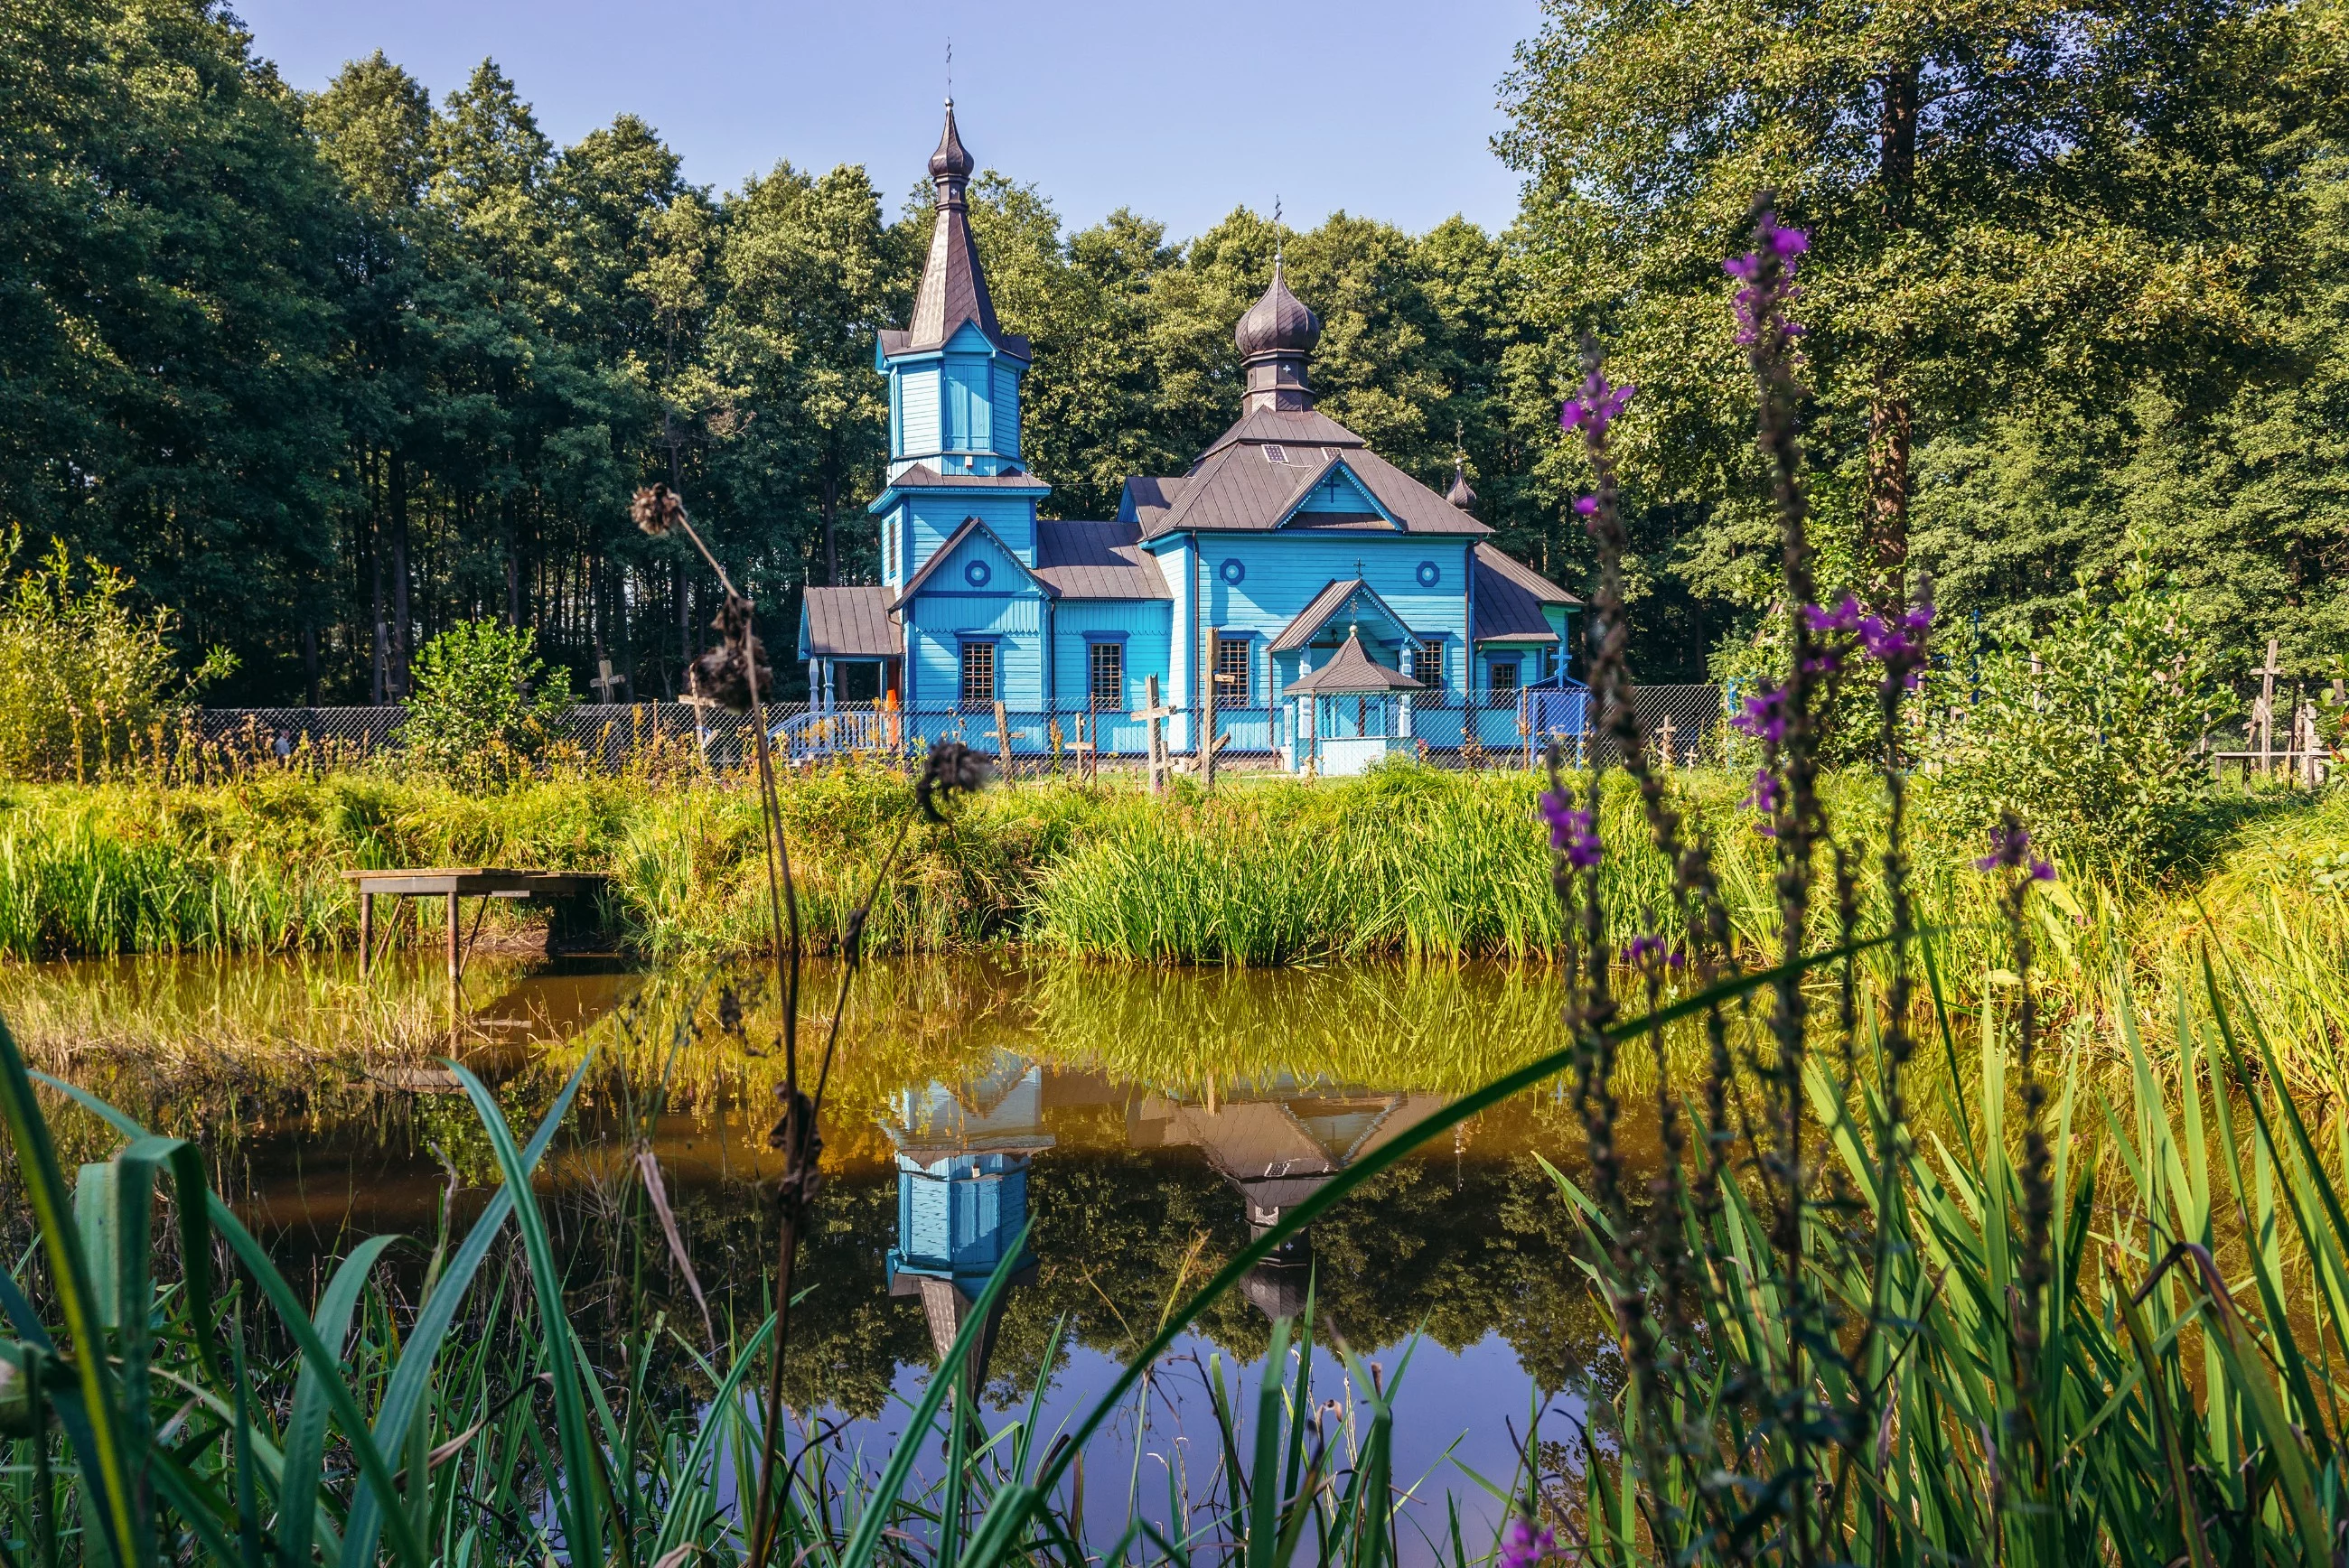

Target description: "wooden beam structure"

left=341, top=868, right=611, bottom=979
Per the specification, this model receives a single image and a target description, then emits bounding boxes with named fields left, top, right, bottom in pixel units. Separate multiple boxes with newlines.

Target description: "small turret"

left=1235, top=257, right=1322, bottom=414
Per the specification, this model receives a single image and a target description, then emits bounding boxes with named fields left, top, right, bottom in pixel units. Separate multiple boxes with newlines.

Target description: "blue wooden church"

left=797, top=102, right=1581, bottom=773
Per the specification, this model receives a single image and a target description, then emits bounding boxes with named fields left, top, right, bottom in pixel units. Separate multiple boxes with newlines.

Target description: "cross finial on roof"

left=1274, top=195, right=1283, bottom=269
left=945, top=37, right=952, bottom=98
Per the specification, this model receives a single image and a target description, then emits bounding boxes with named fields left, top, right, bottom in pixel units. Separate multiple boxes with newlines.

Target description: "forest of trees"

left=5, top=0, right=2344, bottom=703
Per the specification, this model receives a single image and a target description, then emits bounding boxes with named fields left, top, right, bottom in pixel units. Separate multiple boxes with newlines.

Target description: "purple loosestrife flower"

left=1561, top=369, right=1636, bottom=436
left=1730, top=686, right=1791, bottom=746
left=1726, top=212, right=1809, bottom=343
left=1977, top=819, right=2032, bottom=873
left=1537, top=789, right=1601, bottom=869
left=1498, top=1516, right=1557, bottom=1568
left=1574, top=495, right=1599, bottom=518
left=1803, top=594, right=1863, bottom=634
left=1623, top=934, right=1686, bottom=970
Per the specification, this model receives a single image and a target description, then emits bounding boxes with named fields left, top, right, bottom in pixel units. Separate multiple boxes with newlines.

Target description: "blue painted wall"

left=1052, top=600, right=1173, bottom=714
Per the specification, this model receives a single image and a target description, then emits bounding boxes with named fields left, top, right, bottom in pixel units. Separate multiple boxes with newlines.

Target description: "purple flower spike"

left=1499, top=1516, right=1557, bottom=1568
left=1727, top=210, right=1808, bottom=344
left=1730, top=686, right=1790, bottom=746
left=1538, top=789, right=1601, bottom=870
left=1574, top=495, right=1598, bottom=517
left=2031, top=859, right=2057, bottom=882
left=1803, top=594, right=1862, bottom=634
left=1976, top=820, right=2033, bottom=873
left=1562, top=371, right=1635, bottom=436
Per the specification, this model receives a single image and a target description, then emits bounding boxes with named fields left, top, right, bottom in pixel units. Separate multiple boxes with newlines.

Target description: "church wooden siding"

left=1053, top=600, right=1174, bottom=714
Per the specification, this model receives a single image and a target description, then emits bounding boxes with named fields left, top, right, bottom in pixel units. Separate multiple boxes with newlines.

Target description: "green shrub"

left=1928, top=565, right=2232, bottom=873
left=0, top=532, right=231, bottom=779
left=399, top=619, right=576, bottom=788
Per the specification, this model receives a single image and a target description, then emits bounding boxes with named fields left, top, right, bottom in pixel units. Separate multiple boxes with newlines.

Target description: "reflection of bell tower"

left=884, top=1052, right=1053, bottom=1402
left=1130, top=1078, right=1446, bottom=1321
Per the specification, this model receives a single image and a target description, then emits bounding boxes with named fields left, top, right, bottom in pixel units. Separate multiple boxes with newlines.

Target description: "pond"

left=0, top=951, right=1697, bottom=1559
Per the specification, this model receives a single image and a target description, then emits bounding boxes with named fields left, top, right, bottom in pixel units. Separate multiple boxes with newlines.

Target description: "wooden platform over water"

left=340, top=867, right=611, bottom=977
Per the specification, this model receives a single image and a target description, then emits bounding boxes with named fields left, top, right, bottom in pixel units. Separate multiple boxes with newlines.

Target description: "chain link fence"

left=198, top=687, right=1729, bottom=778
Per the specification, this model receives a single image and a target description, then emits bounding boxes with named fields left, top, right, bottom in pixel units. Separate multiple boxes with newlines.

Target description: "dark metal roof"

left=1235, top=261, right=1322, bottom=360
left=1267, top=577, right=1418, bottom=654
left=891, top=516, right=1056, bottom=610
left=928, top=97, right=975, bottom=180
left=1129, top=440, right=1488, bottom=541
left=1283, top=630, right=1425, bottom=695
left=1446, top=460, right=1477, bottom=513
left=1117, top=474, right=1186, bottom=531
left=1198, top=406, right=1365, bottom=457
left=800, top=586, right=901, bottom=658
left=1032, top=520, right=1171, bottom=600
left=1471, top=543, right=1579, bottom=643
left=870, top=464, right=1051, bottom=506
left=884, top=101, right=1029, bottom=362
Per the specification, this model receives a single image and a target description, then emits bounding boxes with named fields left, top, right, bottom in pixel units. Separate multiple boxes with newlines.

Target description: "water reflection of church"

left=879, top=1052, right=1447, bottom=1392
left=882, top=1053, right=1053, bottom=1401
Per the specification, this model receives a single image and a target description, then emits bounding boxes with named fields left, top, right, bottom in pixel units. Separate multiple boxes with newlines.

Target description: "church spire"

left=904, top=98, right=1005, bottom=353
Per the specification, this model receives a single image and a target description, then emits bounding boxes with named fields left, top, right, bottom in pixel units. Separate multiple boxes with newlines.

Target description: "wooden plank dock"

left=340, top=867, right=611, bottom=979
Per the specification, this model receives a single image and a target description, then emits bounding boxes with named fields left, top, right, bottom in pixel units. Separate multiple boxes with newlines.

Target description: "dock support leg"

left=446, top=891, right=460, bottom=985
left=359, top=891, right=373, bottom=976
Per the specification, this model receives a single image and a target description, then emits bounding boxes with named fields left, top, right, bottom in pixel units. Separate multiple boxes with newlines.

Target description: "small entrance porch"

left=1282, top=630, right=1426, bottom=776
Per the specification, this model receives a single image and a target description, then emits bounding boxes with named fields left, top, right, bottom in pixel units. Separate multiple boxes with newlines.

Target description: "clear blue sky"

left=231, top=0, right=1542, bottom=241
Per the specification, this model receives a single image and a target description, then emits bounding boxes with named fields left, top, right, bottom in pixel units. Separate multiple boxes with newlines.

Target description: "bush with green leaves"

left=1927, top=565, right=2232, bottom=873
left=0, top=532, right=232, bottom=780
left=399, top=619, right=575, bottom=788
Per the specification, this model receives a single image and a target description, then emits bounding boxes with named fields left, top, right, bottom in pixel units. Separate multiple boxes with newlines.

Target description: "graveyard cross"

left=1131, top=675, right=1177, bottom=795
left=590, top=658, right=626, bottom=701
left=2253, top=638, right=2282, bottom=776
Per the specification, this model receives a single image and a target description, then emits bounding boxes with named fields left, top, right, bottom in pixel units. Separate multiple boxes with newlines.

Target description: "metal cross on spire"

left=1274, top=195, right=1284, bottom=268
left=945, top=37, right=952, bottom=98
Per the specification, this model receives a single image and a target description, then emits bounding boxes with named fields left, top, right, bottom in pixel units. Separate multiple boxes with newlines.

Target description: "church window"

left=1489, top=658, right=1521, bottom=700
left=1408, top=639, right=1443, bottom=686
left=1263, top=444, right=1288, bottom=463
left=1214, top=635, right=1250, bottom=699
left=1088, top=640, right=1123, bottom=708
left=959, top=641, right=996, bottom=707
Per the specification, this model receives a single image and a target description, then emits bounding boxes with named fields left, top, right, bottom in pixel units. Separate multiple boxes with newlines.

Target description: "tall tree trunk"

left=675, top=560, right=690, bottom=698
left=304, top=619, right=321, bottom=707
left=389, top=446, right=413, bottom=697
left=821, top=442, right=840, bottom=586
left=503, top=491, right=522, bottom=628
left=1866, top=59, right=1920, bottom=609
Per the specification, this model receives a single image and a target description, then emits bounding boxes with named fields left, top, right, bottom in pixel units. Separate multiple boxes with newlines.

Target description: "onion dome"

left=1235, top=259, right=1322, bottom=359
left=929, top=98, right=975, bottom=184
left=1446, top=458, right=1477, bottom=514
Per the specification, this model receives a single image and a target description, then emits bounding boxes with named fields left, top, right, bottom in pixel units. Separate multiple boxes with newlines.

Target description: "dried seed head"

left=632, top=483, right=687, bottom=537
left=688, top=591, right=774, bottom=711
left=915, top=738, right=992, bottom=822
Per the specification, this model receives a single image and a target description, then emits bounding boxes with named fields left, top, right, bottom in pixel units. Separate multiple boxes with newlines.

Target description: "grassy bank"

left=1, top=764, right=2342, bottom=1078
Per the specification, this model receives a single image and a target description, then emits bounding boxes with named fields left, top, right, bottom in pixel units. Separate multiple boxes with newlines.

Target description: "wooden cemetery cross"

left=1064, top=709, right=1098, bottom=784
left=590, top=658, right=626, bottom=702
left=1132, top=676, right=1177, bottom=795
left=992, top=699, right=1015, bottom=782
left=1658, top=714, right=1677, bottom=770
left=2253, top=638, right=2282, bottom=778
